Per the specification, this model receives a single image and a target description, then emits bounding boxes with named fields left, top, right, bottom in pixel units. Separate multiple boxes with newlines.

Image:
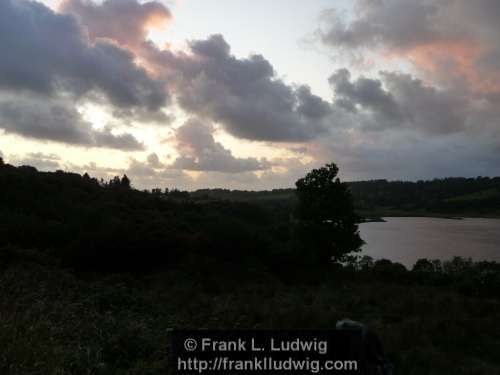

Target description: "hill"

left=191, top=177, right=500, bottom=218
left=349, top=178, right=500, bottom=217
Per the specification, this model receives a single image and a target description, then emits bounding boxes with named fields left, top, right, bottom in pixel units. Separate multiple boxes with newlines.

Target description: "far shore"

left=358, top=212, right=500, bottom=222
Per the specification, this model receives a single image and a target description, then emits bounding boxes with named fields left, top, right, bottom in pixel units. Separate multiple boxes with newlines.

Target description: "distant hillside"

left=191, top=177, right=500, bottom=217
left=1, top=158, right=498, bottom=226
left=349, top=178, right=500, bottom=217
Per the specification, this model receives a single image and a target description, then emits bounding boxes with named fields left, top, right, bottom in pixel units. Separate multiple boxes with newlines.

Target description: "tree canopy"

left=295, top=163, right=363, bottom=262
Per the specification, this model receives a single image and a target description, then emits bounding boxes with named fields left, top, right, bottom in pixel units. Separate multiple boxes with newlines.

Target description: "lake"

left=359, top=217, right=500, bottom=268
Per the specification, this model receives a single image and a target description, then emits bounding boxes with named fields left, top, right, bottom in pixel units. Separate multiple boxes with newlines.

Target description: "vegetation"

left=1, top=161, right=500, bottom=374
left=349, top=178, right=500, bottom=218
left=295, top=163, right=363, bottom=262
left=190, top=177, right=500, bottom=218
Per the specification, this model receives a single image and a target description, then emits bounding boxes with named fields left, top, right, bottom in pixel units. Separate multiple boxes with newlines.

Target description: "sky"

left=1, top=0, right=499, bottom=190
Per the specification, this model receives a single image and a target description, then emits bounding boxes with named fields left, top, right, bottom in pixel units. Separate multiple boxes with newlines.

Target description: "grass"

left=1, top=253, right=500, bottom=374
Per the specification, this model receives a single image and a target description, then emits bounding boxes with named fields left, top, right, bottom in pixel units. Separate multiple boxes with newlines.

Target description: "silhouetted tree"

left=413, top=259, right=435, bottom=273
left=0, top=156, right=4, bottom=167
left=120, top=175, right=131, bottom=189
left=106, top=175, right=131, bottom=189
left=295, top=163, right=363, bottom=262
left=108, top=176, right=121, bottom=188
left=358, top=255, right=375, bottom=270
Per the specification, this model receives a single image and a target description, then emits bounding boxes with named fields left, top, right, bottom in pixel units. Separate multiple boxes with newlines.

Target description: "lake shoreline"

left=359, top=212, right=500, bottom=221
left=359, top=217, right=500, bottom=268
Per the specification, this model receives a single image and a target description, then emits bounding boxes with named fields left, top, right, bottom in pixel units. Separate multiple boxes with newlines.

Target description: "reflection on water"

left=359, top=217, right=500, bottom=268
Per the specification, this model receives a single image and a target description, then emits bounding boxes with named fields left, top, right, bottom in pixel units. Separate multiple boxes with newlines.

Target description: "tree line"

left=0, top=161, right=362, bottom=274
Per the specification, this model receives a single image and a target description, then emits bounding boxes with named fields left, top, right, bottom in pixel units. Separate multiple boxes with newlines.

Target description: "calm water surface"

left=359, top=217, right=500, bottom=268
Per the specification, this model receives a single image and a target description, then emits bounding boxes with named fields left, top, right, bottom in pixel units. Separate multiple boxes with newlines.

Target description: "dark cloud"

left=111, top=107, right=174, bottom=126
left=171, top=118, right=271, bottom=173
left=295, top=85, right=333, bottom=119
left=0, top=98, right=92, bottom=144
left=0, top=96, right=144, bottom=150
left=93, top=127, right=144, bottom=151
left=143, top=35, right=334, bottom=142
left=0, top=0, right=168, bottom=112
left=318, top=1, right=439, bottom=50
left=380, top=72, right=467, bottom=134
left=329, top=69, right=400, bottom=118
left=329, top=69, right=468, bottom=135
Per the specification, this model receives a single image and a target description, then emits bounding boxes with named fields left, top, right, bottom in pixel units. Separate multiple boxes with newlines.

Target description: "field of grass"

left=2, top=251, right=500, bottom=375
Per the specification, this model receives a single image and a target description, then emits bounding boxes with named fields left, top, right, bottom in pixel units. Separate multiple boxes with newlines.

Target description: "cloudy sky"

left=1, top=0, right=499, bottom=189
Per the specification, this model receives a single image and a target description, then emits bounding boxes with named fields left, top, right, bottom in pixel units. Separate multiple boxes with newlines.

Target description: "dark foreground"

left=1, top=162, right=500, bottom=374
left=2, top=248, right=500, bottom=375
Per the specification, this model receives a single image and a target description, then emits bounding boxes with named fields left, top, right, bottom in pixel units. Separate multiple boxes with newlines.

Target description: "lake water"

left=359, top=217, right=500, bottom=268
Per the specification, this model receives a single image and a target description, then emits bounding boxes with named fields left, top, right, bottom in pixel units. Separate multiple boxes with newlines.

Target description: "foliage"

left=189, top=177, right=500, bottom=218
left=349, top=177, right=500, bottom=216
left=0, top=163, right=282, bottom=272
left=1, top=161, right=500, bottom=374
left=1, top=247, right=500, bottom=374
left=294, top=163, right=363, bottom=262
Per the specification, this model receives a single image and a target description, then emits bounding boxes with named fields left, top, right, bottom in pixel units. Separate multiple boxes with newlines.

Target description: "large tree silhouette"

left=295, top=163, right=363, bottom=263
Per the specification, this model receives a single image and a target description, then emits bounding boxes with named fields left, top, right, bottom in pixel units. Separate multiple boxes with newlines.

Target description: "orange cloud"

left=387, top=40, right=500, bottom=94
left=60, top=0, right=172, bottom=50
left=145, top=10, right=171, bottom=32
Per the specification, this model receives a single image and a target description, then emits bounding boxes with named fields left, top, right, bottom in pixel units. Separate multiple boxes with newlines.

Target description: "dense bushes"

left=2, top=245, right=500, bottom=374
left=0, top=163, right=284, bottom=272
left=345, top=256, right=500, bottom=297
